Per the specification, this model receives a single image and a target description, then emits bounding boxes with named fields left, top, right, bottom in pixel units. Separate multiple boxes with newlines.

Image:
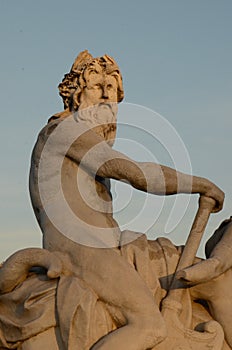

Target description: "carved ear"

left=71, top=86, right=82, bottom=111
left=114, top=72, right=124, bottom=102
left=71, top=50, right=93, bottom=73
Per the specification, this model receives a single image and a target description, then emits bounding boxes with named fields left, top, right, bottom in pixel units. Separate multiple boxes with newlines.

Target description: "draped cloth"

left=0, top=232, right=225, bottom=349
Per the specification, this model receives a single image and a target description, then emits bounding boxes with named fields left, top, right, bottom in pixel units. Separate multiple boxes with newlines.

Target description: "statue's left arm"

left=65, top=124, right=224, bottom=212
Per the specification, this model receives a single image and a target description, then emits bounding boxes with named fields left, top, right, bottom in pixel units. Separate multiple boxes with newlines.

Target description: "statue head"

left=58, top=50, right=124, bottom=111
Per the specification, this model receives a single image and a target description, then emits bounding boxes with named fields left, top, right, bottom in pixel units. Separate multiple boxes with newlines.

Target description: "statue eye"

left=107, top=84, right=113, bottom=90
left=94, top=84, right=102, bottom=89
left=88, top=84, right=101, bottom=91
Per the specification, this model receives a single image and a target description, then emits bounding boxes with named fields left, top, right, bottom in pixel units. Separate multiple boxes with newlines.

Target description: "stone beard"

left=75, top=102, right=118, bottom=146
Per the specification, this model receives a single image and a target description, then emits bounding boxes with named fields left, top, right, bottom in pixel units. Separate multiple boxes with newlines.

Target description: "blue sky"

left=0, top=0, right=232, bottom=260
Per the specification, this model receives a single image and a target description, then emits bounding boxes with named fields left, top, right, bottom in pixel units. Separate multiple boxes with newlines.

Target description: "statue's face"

left=79, top=69, right=118, bottom=110
left=77, top=66, right=118, bottom=145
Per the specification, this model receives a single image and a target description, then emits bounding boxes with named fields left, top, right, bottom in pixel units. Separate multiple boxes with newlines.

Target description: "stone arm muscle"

left=63, top=123, right=223, bottom=210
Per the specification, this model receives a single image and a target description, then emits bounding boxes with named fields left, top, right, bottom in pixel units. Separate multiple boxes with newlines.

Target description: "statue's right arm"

left=63, top=123, right=224, bottom=212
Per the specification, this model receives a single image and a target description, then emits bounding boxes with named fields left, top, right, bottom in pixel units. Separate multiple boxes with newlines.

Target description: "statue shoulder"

left=36, top=109, right=72, bottom=142
left=47, top=108, right=71, bottom=123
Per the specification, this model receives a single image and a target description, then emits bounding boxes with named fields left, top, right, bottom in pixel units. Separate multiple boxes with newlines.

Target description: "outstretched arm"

left=99, top=159, right=224, bottom=212
left=64, top=121, right=224, bottom=211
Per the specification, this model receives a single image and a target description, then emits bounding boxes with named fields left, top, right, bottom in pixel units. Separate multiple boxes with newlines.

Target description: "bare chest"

left=61, top=157, right=113, bottom=214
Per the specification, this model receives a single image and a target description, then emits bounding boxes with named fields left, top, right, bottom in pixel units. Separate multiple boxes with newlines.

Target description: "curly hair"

left=58, top=50, right=124, bottom=110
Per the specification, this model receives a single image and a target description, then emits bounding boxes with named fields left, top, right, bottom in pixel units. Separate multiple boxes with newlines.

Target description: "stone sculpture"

left=0, top=50, right=232, bottom=349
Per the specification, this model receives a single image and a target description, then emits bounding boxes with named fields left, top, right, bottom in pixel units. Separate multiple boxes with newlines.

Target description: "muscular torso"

left=61, top=156, right=117, bottom=228
left=29, top=118, right=121, bottom=255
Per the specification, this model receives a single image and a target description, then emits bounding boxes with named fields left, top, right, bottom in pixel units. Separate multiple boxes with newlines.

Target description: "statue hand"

left=176, top=258, right=223, bottom=285
left=200, top=180, right=225, bottom=213
left=177, top=218, right=232, bottom=285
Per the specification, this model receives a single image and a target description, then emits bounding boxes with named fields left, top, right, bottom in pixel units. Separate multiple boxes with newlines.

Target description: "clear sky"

left=0, top=0, right=231, bottom=260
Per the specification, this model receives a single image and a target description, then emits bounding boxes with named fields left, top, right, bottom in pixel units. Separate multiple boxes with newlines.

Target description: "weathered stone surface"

left=0, top=51, right=231, bottom=349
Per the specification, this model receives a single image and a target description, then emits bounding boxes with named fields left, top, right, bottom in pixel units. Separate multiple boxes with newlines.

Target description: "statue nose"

left=102, top=87, right=109, bottom=99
